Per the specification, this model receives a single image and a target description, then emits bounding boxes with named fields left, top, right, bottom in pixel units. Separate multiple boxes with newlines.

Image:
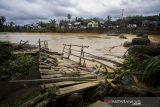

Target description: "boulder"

left=123, top=41, right=132, bottom=47
left=128, top=45, right=160, bottom=56
left=132, top=38, right=150, bottom=45
left=136, top=33, right=149, bottom=38
left=119, top=35, right=127, bottom=39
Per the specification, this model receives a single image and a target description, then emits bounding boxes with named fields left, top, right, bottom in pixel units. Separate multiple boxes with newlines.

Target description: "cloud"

left=0, top=0, right=159, bottom=24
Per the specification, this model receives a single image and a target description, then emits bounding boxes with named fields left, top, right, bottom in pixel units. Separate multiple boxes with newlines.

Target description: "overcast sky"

left=0, top=0, right=160, bottom=24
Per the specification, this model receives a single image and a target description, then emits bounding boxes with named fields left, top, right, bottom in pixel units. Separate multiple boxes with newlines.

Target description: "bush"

left=128, top=45, right=160, bottom=56
left=132, top=38, right=150, bottom=45
left=0, top=54, right=36, bottom=80
left=142, top=55, right=160, bottom=87
left=119, top=55, right=160, bottom=87
left=119, top=56, right=144, bottom=72
left=0, top=41, right=12, bottom=63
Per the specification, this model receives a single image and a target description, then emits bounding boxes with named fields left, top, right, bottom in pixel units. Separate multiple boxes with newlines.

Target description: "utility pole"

left=121, top=9, right=124, bottom=33
left=121, top=9, right=124, bottom=19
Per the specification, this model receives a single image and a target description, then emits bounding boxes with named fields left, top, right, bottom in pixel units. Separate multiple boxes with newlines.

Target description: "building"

left=87, top=21, right=99, bottom=28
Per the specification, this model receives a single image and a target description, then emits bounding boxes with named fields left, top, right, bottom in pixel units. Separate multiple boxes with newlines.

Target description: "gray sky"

left=0, top=0, right=160, bottom=24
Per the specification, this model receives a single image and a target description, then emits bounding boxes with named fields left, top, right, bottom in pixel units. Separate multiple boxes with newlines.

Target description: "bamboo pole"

left=79, top=45, right=83, bottom=64
left=82, top=51, right=86, bottom=66
left=67, top=44, right=71, bottom=59
left=63, top=51, right=116, bottom=71
left=38, top=39, right=41, bottom=50
left=65, top=48, right=121, bottom=65
left=62, top=44, right=66, bottom=54
left=63, top=44, right=89, bottom=48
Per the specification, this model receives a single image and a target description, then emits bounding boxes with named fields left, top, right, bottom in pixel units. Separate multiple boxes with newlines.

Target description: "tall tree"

left=107, top=16, right=111, bottom=22
left=67, top=14, right=71, bottom=22
left=0, top=16, right=6, bottom=25
left=0, top=16, right=6, bottom=31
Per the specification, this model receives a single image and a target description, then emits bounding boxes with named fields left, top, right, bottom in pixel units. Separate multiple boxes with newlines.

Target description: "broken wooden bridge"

left=10, top=39, right=119, bottom=107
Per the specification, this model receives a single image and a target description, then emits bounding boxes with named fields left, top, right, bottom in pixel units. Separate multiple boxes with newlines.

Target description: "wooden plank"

left=39, top=65, right=51, bottom=69
left=41, top=74, right=63, bottom=79
left=39, top=69, right=64, bottom=75
left=40, top=68, right=90, bottom=75
left=10, top=76, right=97, bottom=83
left=56, top=80, right=104, bottom=97
left=39, top=62, right=52, bottom=66
left=41, top=81, right=87, bottom=88
left=20, top=92, right=48, bottom=107
left=40, top=52, right=57, bottom=60
left=41, top=73, right=94, bottom=79
left=13, top=51, right=38, bottom=55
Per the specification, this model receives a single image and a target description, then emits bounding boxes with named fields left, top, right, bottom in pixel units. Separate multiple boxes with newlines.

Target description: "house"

left=87, top=21, right=99, bottom=28
left=142, top=20, right=160, bottom=27
left=73, top=22, right=81, bottom=28
left=67, top=23, right=72, bottom=28
left=128, top=24, right=137, bottom=28
left=142, top=20, right=150, bottom=27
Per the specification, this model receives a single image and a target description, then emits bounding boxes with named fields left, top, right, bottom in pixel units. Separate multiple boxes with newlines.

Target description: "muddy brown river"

left=0, top=33, right=160, bottom=68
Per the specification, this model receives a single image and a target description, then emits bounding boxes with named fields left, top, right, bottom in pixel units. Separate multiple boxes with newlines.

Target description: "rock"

left=136, top=32, right=144, bottom=37
left=119, top=35, right=127, bottom=39
left=128, top=45, right=160, bottom=56
left=123, top=41, right=132, bottom=47
left=66, top=93, right=83, bottom=107
left=132, top=38, right=150, bottom=45
left=121, top=75, right=135, bottom=85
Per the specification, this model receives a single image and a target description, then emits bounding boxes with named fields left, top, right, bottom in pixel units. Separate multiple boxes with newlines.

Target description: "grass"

left=0, top=54, right=36, bottom=80
left=0, top=41, right=36, bottom=80
left=118, top=55, right=160, bottom=87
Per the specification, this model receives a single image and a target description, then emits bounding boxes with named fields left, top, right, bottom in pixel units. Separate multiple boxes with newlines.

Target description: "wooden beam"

left=20, top=92, right=48, bottom=107
left=41, top=74, right=63, bottom=79
left=66, top=48, right=121, bottom=65
left=63, top=51, right=116, bottom=71
left=63, top=44, right=89, bottom=48
left=9, top=76, right=97, bottom=83
left=56, top=80, right=104, bottom=97
left=41, top=81, right=88, bottom=88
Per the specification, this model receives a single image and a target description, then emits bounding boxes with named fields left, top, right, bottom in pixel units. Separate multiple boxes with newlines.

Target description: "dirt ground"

left=0, top=55, right=41, bottom=107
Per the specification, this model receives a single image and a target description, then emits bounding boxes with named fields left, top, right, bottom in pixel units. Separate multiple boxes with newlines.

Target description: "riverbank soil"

left=0, top=41, right=41, bottom=107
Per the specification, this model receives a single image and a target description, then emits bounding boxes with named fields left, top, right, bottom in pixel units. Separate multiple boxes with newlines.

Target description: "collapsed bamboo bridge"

left=10, top=39, right=120, bottom=107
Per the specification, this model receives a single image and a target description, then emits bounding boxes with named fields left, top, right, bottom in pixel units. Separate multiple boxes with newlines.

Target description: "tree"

left=0, top=16, right=6, bottom=31
left=75, top=17, right=78, bottom=22
left=107, top=16, right=111, bottom=22
left=105, top=16, right=112, bottom=27
left=0, top=16, right=6, bottom=25
left=67, top=14, right=71, bottom=22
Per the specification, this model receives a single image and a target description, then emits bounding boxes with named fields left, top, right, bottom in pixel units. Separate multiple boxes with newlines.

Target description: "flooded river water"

left=0, top=33, right=160, bottom=68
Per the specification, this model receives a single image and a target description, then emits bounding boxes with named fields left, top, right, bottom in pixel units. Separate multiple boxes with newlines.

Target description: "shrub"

left=119, top=55, right=160, bottom=87
left=142, top=55, right=160, bottom=87
left=0, top=54, right=36, bottom=80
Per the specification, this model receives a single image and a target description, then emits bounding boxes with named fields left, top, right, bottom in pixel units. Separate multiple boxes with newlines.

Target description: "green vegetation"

left=142, top=56, right=160, bottom=87
left=0, top=41, right=36, bottom=80
left=118, top=56, right=160, bottom=87
left=0, top=54, right=36, bottom=80
left=0, top=14, right=160, bottom=33
left=0, top=41, right=12, bottom=63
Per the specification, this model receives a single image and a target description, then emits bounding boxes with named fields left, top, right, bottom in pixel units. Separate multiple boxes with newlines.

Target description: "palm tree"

left=0, top=16, right=6, bottom=31
left=67, top=14, right=71, bottom=22
left=0, top=16, right=6, bottom=25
